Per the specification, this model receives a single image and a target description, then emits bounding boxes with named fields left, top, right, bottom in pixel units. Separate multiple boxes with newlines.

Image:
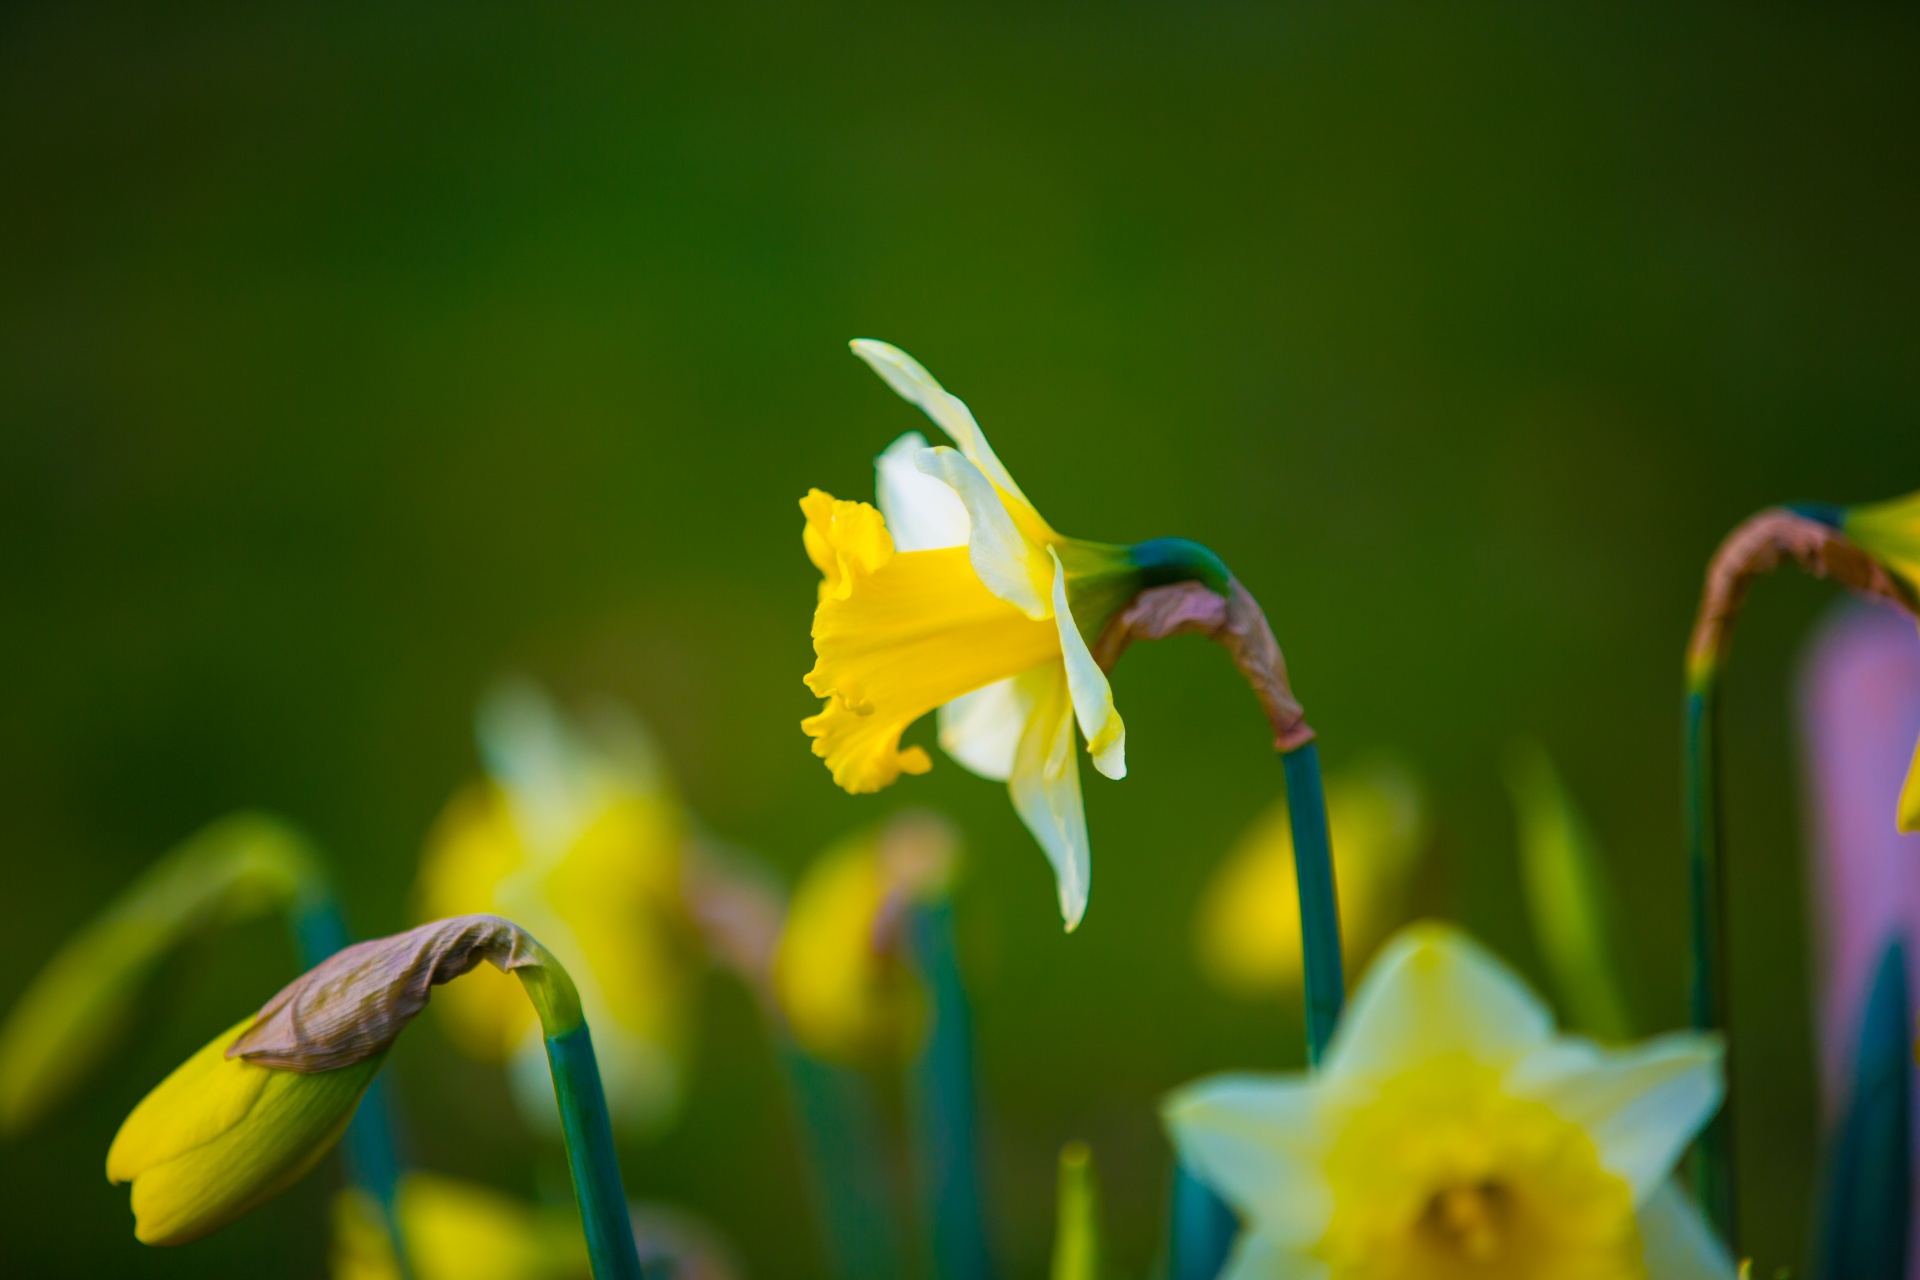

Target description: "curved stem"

left=776, top=1041, right=906, bottom=1280
left=1684, top=674, right=1737, bottom=1242
left=1168, top=1161, right=1237, bottom=1280
left=514, top=961, right=644, bottom=1280
left=906, top=899, right=995, bottom=1280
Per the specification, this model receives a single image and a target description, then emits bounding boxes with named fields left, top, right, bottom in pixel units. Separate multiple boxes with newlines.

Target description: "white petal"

left=1507, top=1032, right=1723, bottom=1200
left=915, top=446, right=1051, bottom=619
left=850, top=339, right=1031, bottom=506
left=1007, top=664, right=1091, bottom=930
left=1161, top=1074, right=1332, bottom=1249
left=1219, top=1231, right=1331, bottom=1280
left=1638, top=1180, right=1738, bottom=1280
left=1324, top=923, right=1556, bottom=1083
left=1049, top=546, right=1126, bottom=780
left=938, top=677, right=1028, bottom=782
left=875, top=431, right=969, bottom=552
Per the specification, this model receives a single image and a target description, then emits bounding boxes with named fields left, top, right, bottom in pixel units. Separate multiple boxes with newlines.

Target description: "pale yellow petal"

left=1048, top=546, right=1126, bottom=780
left=916, top=445, right=1054, bottom=619
left=1161, top=1074, right=1331, bottom=1250
left=1007, top=664, right=1093, bottom=931
left=877, top=431, right=970, bottom=552
left=849, top=339, right=1031, bottom=508
left=938, top=677, right=1029, bottom=782
left=1638, top=1180, right=1737, bottom=1280
left=1219, top=1231, right=1330, bottom=1280
left=1323, top=923, right=1555, bottom=1083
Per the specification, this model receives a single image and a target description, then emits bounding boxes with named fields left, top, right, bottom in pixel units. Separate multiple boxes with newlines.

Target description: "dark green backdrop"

left=4, top=2, right=1918, bottom=1275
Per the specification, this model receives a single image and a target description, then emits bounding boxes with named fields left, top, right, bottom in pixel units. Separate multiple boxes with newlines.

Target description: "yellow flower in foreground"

left=106, top=1018, right=383, bottom=1245
left=416, top=681, right=694, bottom=1134
left=804, top=340, right=1230, bottom=929
left=1839, top=490, right=1920, bottom=832
left=1165, top=923, right=1731, bottom=1280
left=1196, top=757, right=1426, bottom=998
left=773, top=812, right=957, bottom=1063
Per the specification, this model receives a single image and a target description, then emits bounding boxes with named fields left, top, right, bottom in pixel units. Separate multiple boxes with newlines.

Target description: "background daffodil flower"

left=772, top=811, right=957, bottom=1064
left=107, top=1017, right=385, bottom=1246
left=1194, top=755, right=1427, bottom=1000
left=803, top=339, right=1230, bottom=930
left=415, top=680, right=696, bottom=1135
left=1165, top=923, right=1731, bottom=1280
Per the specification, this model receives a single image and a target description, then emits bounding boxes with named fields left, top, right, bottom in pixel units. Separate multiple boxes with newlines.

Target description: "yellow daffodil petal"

left=877, top=431, right=970, bottom=552
left=1162, top=1074, right=1331, bottom=1248
left=1049, top=546, right=1126, bottom=780
left=333, top=1173, right=587, bottom=1280
left=804, top=496, right=1061, bottom=794
left=1509, top=1034, right=1724, bottom=1200
left=109, top=1018, right=381, bottom=1246
left=1008, top=663, right=1094, bottom=930
left=916, top=444, right=1055, bottom=619
left=938, top=677, right=1028, bottom=782
left=1638, top=1180, right=1737, bottom=1280
left=850, top=339, right=1032, bottom=509
left=1323, top=923, right=1555, bottom=1083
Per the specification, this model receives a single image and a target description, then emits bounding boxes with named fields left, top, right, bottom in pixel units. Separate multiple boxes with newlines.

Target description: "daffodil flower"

left=1165, top=923, right=1731, bottom=1280
left=772, top=811, right=956, bottom=1064
left=416, top=681, right=694, bottom=1134
left=803, top=341, right=1230, bottom=929
left=1195, top=756, right=1426, bottom=1000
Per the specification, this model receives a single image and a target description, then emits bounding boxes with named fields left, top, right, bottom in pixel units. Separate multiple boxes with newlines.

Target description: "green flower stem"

left=1683, top=675, right=1738, bottom=1242
left=288, top=889, right=412, bottom=1280
left=513, top=957, right=644, bottom=1280
left=906, top=899, right=994, bottom=1280
left=1168, top=1161, right=1238, bottom=1280
left=1283, top=742, right=1346, bottom=1064
left=776, top=1040, right=906, bottom=1280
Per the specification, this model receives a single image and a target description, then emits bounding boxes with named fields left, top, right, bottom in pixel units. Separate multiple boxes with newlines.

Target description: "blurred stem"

left=1684, top=675, right=1738, bottom=1243
left=287, top=885, right=413, bottom=1280
left=1168, top=1161, right=1237, bottom=1280
left=1283, top=743, right=1345, bottom=1064
left=906, top=898, right=994, bottom=1280
left=776, top=1039, right=906, bottom=1280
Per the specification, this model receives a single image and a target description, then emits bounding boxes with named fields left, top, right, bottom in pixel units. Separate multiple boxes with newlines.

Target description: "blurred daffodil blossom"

left=1165, top=923, right=1731, bottom=1280
left=1832, top=491, right=1920, bottom=831
left=332, top=1174, right=739, bottom=1280
left=773, top=812, right=957, bottom=1064
left=803, top=340, right=1231, bottom=929
left=1195, top=757, right=1426, bottom=999
left=416, top=681, right=695, bottom=1135
left=0, top=813, right=326, bottom=1135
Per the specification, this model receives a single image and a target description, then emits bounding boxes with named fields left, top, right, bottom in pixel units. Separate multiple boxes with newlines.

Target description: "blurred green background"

left=4, top=1, right=1919, bottom=1274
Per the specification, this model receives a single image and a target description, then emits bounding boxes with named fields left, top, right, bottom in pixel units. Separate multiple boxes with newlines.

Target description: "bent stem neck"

left=515, top=959, right=644, bottom=1280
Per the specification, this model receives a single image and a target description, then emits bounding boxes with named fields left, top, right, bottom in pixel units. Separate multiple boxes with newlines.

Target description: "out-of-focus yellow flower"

left=1839, top=490, right=1920, bottom=832
left=803, top=341, right=1231, bottom=931
left=106, top=1018, right=384, bottom=1246
left=1194, top=757, right=1426, bottom=999
left=773, top=812, right=957, bottom=1064
left=332, top=1174, right=586, bottom=1280
left=416, top=681, right=695, bottom=1135
left=1165, top=923, right=1732, bottom=1280
left=0, top=813, right=321, bottom=1135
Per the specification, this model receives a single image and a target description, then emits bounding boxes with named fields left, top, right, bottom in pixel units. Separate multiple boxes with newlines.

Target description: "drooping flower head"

left=803, top=341, right=1242, bottom=930
left=1195, top=756, right=1427, bottom=1000
left=108, top=915, right=582, bottom=1247
left=1165, top=923, right=1732, bottom=1280
left=416, top=680, right=696, bottom=1134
